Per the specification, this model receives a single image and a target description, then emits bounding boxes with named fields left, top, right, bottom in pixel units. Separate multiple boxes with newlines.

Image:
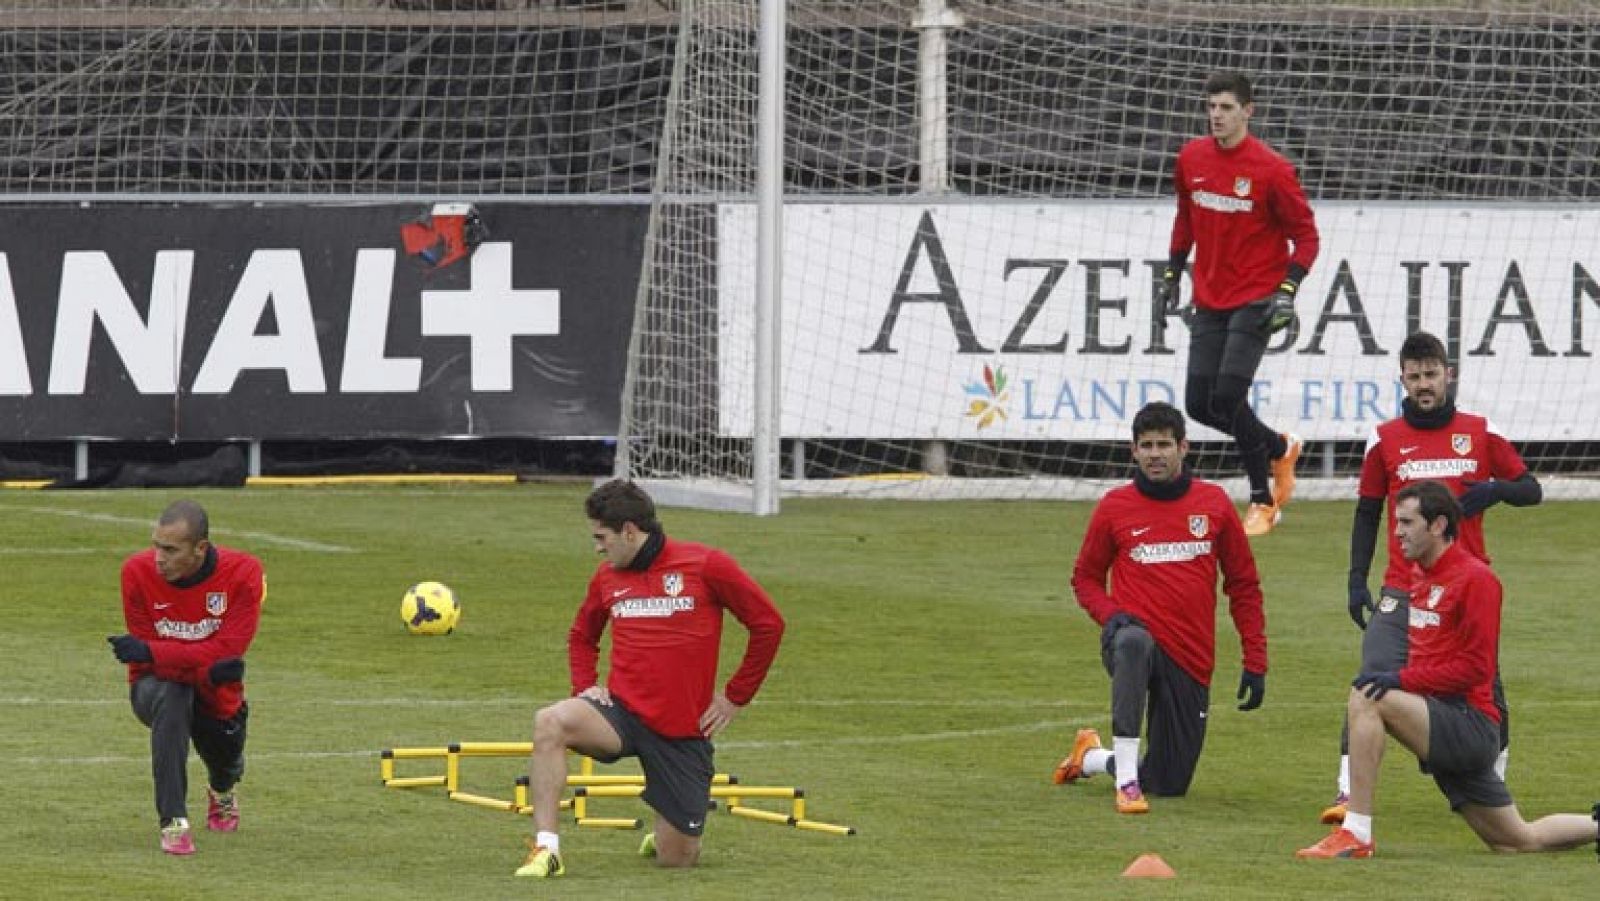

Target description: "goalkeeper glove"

left=1155, top=266, right=1182, bottom=315
left=1259, top=280, right=1298, bottom=336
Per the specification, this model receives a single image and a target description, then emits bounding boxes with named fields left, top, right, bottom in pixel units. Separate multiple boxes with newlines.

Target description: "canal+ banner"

left=0, top=203, right=643, bottom=440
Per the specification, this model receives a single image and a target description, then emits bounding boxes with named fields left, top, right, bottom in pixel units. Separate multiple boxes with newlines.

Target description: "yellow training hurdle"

left=379, top=740, right=854, bottom=836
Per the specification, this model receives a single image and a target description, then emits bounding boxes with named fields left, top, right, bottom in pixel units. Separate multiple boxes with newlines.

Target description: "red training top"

left=570, top=538, right=786, bottom=738
left=1073, top=478, right=1268, bottom=686
left=120, top=547, right=265, bottom=719
left=1170, top=134, right=1320, bottom=311
left=1400, top=543, right=1502, bottom=722
left=1358, top=410, right=1528, bottom=589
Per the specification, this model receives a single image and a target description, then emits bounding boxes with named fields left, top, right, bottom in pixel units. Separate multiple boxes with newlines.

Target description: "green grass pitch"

left=3, top=486, right=1596, bottom=899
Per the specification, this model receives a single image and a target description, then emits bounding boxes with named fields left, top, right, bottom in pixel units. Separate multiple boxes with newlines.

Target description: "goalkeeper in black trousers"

left=1157, top=71, right=1320, bottom=537
left=109, top=500, right=264, bottom=856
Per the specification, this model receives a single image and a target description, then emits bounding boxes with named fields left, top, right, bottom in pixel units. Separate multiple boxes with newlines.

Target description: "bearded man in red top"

left=1318, top=331, right=1541, bottom=825
left=1053, top=401, right=1268, bottom=815
left=109, top=499, right=263, bottom=856
left=1156, top=71, right=1321, bottom=538
left=516, top=479, right=785, bottom=879
left=1299, top=481, right=1599, bottom=860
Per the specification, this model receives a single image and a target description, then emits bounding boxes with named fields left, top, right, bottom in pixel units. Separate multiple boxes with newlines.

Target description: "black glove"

left=1236, top=670, right=1266, bottom=711
left=1100, top=611, right=1142, bottom=658
left=209, top=657, right=245, bottom=686
left=1353, top=671, right=1402, bottom=700
left=1347, top=573, right=1376, bottom=630
left=1155, top=265, right=1182, bottom=315
left=108, top=634, right=153, bottom=664
left=1591, top=802, right=1600, bottom=862
left=1259, top=280, right=1299, bottom=336
left=1458, top=480, right=1500, bottom=519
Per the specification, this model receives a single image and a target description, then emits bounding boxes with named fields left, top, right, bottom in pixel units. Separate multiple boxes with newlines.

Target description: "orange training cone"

left=1121, top=853, right=1176, bottom=879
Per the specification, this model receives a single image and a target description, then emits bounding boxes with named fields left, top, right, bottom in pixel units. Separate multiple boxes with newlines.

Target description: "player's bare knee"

left=1345, top=687, right=1377, bottom=718
left=532, top=703, right=572, bottom=748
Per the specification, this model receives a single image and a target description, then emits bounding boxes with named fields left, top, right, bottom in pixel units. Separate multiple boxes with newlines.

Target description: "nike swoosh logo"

left=1191, top=177, right=1205, bottom=183
left=1400, top=445, right=1419, bottom=454
left=610, top=588, right=631, bottom=598
left=154, top=603, right=171, bottom=609
left=1131, top=527, right=1151, bottom=536
left=687, top=821, right=701, bottom=829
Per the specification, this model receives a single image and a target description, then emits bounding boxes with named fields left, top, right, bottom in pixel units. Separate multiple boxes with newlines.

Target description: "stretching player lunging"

left=110, top=500, right=262, bottom=856
left=516, top=480, right=785, bottom=878
left=1299, top=481, right=1596, bottom=860
left=1054, top=402, right=1268, bottom=814
left=1320, top=331, right=1541, bottom=824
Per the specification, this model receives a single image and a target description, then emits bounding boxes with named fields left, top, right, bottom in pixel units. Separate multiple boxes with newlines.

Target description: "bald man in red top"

left=1156, top=71, right=1320, bottom=538
left=109, top=499, right=263, bottom=856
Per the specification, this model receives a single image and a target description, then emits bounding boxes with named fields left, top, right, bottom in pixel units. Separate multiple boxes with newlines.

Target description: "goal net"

left=2, top=2, right=1596, bottom=503
left=616, top=0, right=1600, bottom=507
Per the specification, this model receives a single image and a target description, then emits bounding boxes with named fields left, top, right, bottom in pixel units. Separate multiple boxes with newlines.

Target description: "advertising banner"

left=0, top=203, right=644, bottom=440
left=719, top=203, right=1600, bottom=441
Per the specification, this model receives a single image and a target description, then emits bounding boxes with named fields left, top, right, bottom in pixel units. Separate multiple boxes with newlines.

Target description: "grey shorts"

left=584, top=696, right=714, bottom=835
left=1362, top=586, right=1411, bottom=672
left=1425, top=696, right=1512, bottom=811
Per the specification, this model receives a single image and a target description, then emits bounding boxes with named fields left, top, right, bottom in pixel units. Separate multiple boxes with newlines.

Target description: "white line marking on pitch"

left=1, top=750, right=377, bottom=766
left=2, top=723, right=1076, bottom=766
left=0, top=548, right=110, bottom=555
left=720, top=720, right=1068, bottom=750
left=0, top=505, right=355, bottom=553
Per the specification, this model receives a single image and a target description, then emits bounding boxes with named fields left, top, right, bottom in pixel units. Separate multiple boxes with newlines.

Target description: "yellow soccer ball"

left=400, top=581, right=460, bottom=635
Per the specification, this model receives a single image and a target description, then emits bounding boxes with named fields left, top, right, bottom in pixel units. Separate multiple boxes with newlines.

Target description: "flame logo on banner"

left=963, top=363, right=1009, bottom=429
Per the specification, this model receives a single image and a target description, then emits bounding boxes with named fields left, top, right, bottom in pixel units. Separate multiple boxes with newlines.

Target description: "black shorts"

left=1186, top=301, right=1273, bottom=382
left=1425, top=696, right=1512, bottom=811
left=584, top=697, right=714, bottom=836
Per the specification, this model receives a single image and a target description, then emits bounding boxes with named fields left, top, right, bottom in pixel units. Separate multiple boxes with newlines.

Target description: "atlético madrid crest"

left=1188, top=514, right=1210, bottom=538
left=663, top=573, right=684, bottom=597
left=1234, top=176, right=1252, bottom=197
left=1452, top=434, right=1472, bottom=455
left=206, top=592, right=228, bottom=615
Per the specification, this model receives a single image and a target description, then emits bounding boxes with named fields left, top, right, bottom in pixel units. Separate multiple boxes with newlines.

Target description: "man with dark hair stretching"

left=516, top=479, right=786, bottom=878
left=1318, top=331, right=1542, bottom=824
left=1053, top=401, right=1268, bottom=814
left=109, top=499, right=263, bottom=855
left=1299, top=481, right=1597, bottom=859
left=1157, top=70, right=1320, bottom=537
